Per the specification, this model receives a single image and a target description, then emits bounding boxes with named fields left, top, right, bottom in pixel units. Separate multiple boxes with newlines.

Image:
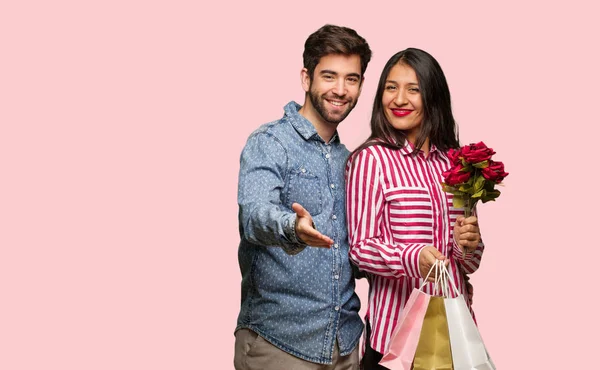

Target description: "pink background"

left=2, top=1, right=598, bottom=369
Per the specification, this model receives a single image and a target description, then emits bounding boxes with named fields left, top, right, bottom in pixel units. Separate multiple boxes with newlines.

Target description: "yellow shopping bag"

left=412, top=295, right=453, bottom=369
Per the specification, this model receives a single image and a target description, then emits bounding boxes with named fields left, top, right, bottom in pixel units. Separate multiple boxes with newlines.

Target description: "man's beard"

left=308, top=87, right=357, bottom=125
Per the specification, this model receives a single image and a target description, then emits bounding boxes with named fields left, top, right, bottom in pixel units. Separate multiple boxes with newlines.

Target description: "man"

left=234, top=25, right=372, bottom=369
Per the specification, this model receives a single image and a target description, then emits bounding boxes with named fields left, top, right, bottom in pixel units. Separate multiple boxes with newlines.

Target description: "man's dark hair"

left=303, top=24, right=372, bottom=80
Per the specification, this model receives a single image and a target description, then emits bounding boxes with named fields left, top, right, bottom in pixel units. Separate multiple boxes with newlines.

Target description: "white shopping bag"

left=441, top=264, right=496, bottom=370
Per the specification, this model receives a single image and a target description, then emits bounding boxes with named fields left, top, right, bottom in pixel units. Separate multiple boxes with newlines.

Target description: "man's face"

left=304, top=54, right=363, bottom=125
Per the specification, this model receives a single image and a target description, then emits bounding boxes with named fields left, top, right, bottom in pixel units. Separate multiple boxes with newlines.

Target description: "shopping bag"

left=381, top=262, right=448, bottom=370
left=412, top=295, right=454, bottom=370
left=442, top=265, right=496, bottom=370
left=379, top=288, right=431, bottom=369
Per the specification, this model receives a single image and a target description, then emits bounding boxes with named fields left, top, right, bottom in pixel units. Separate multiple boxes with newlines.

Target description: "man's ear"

left=359, top=75, right=365, bottom=94
left=301, top=68, right=311, bottom=93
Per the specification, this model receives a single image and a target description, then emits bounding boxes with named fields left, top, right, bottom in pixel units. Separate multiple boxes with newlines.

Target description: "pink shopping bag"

left=380, top=263, right=442, bottom=369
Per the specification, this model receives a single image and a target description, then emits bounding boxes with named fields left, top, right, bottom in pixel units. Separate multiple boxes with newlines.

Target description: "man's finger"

left=300, top=225, right=325, bottom=239
left=298, top=228, right=333, bottom=245
left=301, top=236, right=332, bottom=248
left=304, top=240, right=332, bottom=248
left=292, top=203, right=310, bottom=218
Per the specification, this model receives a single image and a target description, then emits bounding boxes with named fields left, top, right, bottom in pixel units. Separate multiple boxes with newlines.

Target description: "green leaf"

left=473, top=175, right=486, bottom=193
left=484, top=181, right=496, bottom=191
left=472, top=189, right=485, bottom=198
left=441, top=183, right=453, bottom=191
left=458, top=184, right=473, bottom=193
left=481, top=190, right=501, bottom=203
left=473, top=160, right=489, bottom=169
left=459, top=164, right=473, bottom=173
left=487, top=190, right=501, bottom=197
left=453, top=196, right=465, bottom=208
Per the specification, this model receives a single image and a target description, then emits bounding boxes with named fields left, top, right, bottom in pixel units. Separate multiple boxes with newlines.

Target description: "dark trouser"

left=361, top=321, right=390, bottom=370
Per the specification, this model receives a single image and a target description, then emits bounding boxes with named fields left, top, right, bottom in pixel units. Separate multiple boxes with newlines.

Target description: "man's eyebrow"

left=320, top=70, right=362, bottom=79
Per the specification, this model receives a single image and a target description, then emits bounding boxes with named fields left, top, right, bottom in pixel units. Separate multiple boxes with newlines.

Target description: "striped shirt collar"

left=399, top=139, right=439, bottom=156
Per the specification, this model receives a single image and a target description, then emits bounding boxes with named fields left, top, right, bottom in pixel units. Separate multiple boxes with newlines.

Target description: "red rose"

left=462, top=142, right=496, bottom=163
left=447, top=148, right=462, bottom=165
left=443, top=164, right=471, bottom=186
left=481, top=160, right=508, bottom=183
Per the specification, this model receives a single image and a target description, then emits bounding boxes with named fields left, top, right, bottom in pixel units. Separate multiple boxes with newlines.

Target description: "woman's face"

left=382, top=63, right=423, bottom=144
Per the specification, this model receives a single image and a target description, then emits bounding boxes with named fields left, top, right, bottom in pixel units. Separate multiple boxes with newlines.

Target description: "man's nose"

left=333, top=79, right=346, bottom=96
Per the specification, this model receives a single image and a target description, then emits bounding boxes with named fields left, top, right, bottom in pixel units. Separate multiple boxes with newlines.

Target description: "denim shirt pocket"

left=286, top=167, right=323, bottom=216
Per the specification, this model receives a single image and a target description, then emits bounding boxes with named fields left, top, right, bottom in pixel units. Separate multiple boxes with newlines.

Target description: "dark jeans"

left=361, top=321, right=390, bottom=370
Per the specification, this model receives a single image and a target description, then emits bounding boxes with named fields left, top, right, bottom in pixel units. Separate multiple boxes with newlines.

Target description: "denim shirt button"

left=334, top=306, right=340, bottom=311
left=333, top=243, right=339, bottom=249
left=332, top=215, right=337, bottom=220
left=334, top=274, right=339, bottom=280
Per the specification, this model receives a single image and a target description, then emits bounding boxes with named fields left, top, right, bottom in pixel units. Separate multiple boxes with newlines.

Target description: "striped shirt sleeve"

left=346, top=149, right=425, bottom=279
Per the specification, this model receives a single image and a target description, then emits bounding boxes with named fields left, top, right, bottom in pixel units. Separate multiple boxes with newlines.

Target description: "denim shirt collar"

left=284, top=101, right=340, bottom=144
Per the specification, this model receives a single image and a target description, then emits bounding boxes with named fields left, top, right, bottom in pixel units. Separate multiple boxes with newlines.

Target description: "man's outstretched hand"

left=292, top=203, right=333, bottom=248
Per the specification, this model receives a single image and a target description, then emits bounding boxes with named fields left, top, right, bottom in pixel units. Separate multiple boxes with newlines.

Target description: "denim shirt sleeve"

left=238, top=132, right=307, bottom=255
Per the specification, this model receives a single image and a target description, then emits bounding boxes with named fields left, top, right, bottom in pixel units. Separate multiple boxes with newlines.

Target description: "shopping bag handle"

left=419, top=261, right=462, bottom=298
left=439, top=263, right=461, bottom=297
left=419, top=259, right=442, bottom=291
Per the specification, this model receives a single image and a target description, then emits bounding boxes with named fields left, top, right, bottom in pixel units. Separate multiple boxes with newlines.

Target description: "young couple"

left=234, top=24, right=484, bottom=370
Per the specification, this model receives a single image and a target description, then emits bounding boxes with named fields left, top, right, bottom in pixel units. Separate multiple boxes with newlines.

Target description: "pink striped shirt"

left=346, top=142, right=484, bottom=354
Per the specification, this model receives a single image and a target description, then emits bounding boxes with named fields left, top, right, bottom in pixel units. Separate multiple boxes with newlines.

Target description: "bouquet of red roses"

left=442, top=142, right=508, bottom=217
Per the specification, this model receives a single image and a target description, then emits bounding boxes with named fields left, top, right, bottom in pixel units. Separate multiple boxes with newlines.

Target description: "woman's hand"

left=419, top=246, right=447, bottom=282
left=453, top=216, right=481, bottom=253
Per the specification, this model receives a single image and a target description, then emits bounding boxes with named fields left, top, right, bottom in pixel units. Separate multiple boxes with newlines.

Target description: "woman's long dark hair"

left=352, top=48, right=460, bottom=157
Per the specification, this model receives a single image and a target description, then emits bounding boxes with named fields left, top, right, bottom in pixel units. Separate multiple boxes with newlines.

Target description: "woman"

left=345, top=48, right=484, bottom=369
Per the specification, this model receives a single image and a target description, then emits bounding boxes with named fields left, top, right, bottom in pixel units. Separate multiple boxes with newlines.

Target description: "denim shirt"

left=236, top=101, right=363, bottom=364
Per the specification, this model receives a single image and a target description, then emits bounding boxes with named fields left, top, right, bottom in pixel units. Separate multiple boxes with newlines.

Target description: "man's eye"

left=347, top=78, right=359, bottom=83
left=323, top=75, right=334, bottom=80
